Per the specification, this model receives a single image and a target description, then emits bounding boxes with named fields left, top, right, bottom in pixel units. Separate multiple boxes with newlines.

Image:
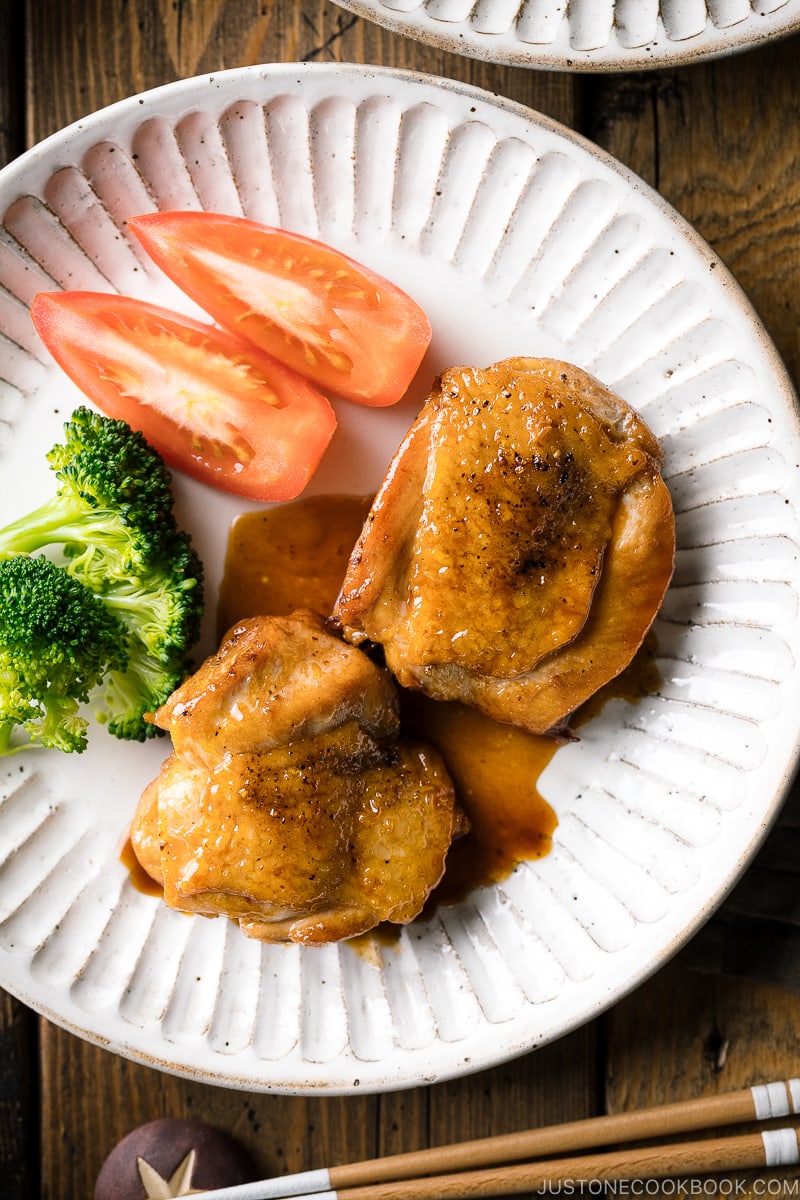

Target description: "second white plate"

left=330, top=0, right=800, bottom=70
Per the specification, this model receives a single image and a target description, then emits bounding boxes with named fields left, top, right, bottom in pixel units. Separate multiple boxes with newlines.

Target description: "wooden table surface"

left=3, top=2, right=800, bottom=1198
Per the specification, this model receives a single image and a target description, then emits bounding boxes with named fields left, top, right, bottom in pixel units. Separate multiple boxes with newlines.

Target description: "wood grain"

left=37, top=1019, right=599, bottom=1195
left=604, top=954, right=800, bottom=1194
left=23, top=0, right=579, bottom=147
left=0, top=8, right=34, bottom=1146
left=0, top=0, right=24, bottom=169
left=6, top=2, right=800, bottom=1198
left=0, top=992, right=38, bottom=1200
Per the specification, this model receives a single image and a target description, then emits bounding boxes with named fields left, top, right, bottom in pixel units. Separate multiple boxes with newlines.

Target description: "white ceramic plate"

left=331, top=0, right=800, bottom=70
left=1, top=63, right=799, bottom=1094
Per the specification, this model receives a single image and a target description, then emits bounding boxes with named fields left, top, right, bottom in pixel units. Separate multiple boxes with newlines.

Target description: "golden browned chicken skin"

left=334, top=357, right=675, bottom=734
left=130, top=611, right=462, bottom=945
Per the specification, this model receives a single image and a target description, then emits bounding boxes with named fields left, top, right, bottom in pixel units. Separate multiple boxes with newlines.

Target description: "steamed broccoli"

left=0, top=555, right=128, bottom=755
left=0, top=407, right=205, bottom=750
left=0, top=406, right=181, bottom=586
left=99, top=529, right=204, bottom=666
left=95, top=640, right=187, bottom=742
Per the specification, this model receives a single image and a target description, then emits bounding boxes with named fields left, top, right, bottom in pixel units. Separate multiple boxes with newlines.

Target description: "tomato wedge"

left=30, top=292, right=337, bottom=502
left=127, top=212, right=432, bottom=408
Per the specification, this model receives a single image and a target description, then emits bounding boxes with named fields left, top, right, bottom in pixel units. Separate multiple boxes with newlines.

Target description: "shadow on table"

left=688, top=774, right=800, bottom=991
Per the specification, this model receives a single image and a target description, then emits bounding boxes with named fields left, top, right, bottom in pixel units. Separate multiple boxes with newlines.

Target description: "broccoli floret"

left=101, top=531, right=204, bottom=666
left=95, top=533, right=203, bottom=741
left=0, top=555, right=128, bottom=755
left=0, top=407, right=205, bottom=750
left=95, top=640, right=186, bottom=742
left=0, top=406, right=179, bottom=587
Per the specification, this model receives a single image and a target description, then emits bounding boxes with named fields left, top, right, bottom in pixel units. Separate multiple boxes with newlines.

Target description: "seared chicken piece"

left=130, top=611, right=461, bottom=944
left=334, top=358, right=675, bottom=734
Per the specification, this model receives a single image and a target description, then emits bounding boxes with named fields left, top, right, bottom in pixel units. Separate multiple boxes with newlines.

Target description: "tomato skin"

left=128, top=212, right=432, bottom=408
left=30, top=291, right=337, bottom=503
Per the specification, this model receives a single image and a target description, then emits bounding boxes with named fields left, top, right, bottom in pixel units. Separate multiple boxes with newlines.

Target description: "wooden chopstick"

left=321, top=1126, right=800, bottom=1200
left=330, top=1078, right=800, bottom=1189
left=184, top=1124, right=800, bottom=1200
left=182, top=1078, right=800, bottom=1200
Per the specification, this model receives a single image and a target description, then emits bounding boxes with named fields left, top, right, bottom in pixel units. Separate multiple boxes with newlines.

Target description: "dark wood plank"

left=38, top=1020, right=384, bottom=1196
left=40, top=1022, right=600, bottom=1198
left=25, top=0, right=578, bottom=147
left=0, top=8, right=35, bottom=1195
left=426, top=1024, right=601, bottom=1152
left=0, top=0, right=25, bottom=168
left=0, top=991, right=38, bottom=1199
left=604, top=955, right=800, bottom=1194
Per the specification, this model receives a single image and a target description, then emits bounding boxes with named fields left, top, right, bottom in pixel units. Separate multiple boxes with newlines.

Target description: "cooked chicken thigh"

left=334, top=358, right=675, bottom=734
left=130, top=611, right=461, bottom=944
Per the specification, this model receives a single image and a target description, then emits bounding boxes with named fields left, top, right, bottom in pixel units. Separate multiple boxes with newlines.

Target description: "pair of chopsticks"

left=183, top=1078, right=800, bottom=1199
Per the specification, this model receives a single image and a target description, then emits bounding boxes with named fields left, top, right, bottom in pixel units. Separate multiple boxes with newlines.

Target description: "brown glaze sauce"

left=217, top=493, right=373, bottom=636
left=118, top=831, right=162, bottom=898
left=125, top=493, right=659, bottom=906
left=404, top=695, right=560, bottom=907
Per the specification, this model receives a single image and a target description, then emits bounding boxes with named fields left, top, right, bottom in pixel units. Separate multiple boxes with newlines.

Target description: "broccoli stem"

left=0, top=497, right=133, bottom=558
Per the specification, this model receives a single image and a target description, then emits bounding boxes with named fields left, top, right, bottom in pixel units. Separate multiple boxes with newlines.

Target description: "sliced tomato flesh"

left=30, top=291, right=337, bottom=502
left=128, top=212, right=432, bottom=407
